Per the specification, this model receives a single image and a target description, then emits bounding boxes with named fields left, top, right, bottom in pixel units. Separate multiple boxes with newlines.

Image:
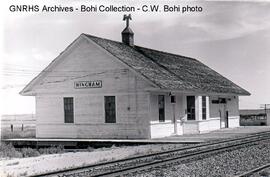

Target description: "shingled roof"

left=84, top=34, right=250, bottom=95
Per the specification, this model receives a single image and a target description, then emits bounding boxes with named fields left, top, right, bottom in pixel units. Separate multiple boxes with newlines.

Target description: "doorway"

left=158, top=95, right=165, bottom=122
left=220, top=104, right=229, bottom=128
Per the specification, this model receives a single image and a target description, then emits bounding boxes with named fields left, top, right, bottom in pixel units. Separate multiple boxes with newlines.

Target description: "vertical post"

left=206, top=96, right=210, bottom=119
left=22, top=124, right=24, bottom=131
left=173, top=104, right=177, bottom=134
left=260, top=104, right=270, bottom=125
left=264, top=104, right=267, bottom=117
left=170, top=94, right=177, bottom=134
left=11, top=124, right=13, bottom=132
left=195, top=96, right=200, bottom=121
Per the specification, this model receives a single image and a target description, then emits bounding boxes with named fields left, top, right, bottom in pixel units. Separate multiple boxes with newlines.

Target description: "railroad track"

left=31, top=131, right=270, bottom=177
left=235, top=163, right=270, bottom=177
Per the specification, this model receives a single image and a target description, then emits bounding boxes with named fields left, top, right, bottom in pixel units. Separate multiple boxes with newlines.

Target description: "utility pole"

left=260, top=104, right=270, bottom=113
left=260, top=104, right=270, bottom=121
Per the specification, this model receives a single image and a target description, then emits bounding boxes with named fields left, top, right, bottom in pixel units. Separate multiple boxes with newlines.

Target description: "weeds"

left=39, top=145, right=64, bottom=155
left=0, top=143, right=22, bottom=158
left=21, top=148, right=40, bottom=157
left=1, top=126, right=36, bottom=139
left=0, top=142, right=65, bottom=158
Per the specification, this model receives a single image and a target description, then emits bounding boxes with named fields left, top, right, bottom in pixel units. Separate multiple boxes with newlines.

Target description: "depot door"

left=220, top=105, right=229, bottom=128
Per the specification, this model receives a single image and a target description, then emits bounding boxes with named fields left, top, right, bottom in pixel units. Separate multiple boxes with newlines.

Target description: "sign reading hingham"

left=74, top=80, right=102, bottom=89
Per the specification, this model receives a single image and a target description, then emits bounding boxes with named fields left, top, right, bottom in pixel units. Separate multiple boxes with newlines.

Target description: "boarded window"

left=158, top=95, right=165, bottom=122
left=105, top=96, right=116, bottom=123
left=187, top=96, right=195, bottom=120
left=202, top=96, right=207, bottom=120
left=64, top=97, right=74, bottom=123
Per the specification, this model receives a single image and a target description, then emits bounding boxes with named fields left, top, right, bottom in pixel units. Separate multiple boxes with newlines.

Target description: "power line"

left=1, top=63, right=44, bottom=69
left=1, top=69, right=128, bottom=89
left=0, top=68, right=119, bottom=73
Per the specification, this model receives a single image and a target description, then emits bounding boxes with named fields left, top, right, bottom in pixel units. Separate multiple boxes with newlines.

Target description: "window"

left=202, top=96, right=207, bottom=120
left=187, top=96, right=195, bottom=120
left=105, top=96, right=116, bottom=123
left=64, top=97, right=74, bottom=123
left=158, top=95, right=165, bottom=122
left=171, top=95, right=176, bottom=104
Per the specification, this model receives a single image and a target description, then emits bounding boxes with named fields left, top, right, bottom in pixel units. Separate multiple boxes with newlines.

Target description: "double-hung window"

left=64, top=97, right=74, bottom=123
left=105, top=96, right=116, bottom=123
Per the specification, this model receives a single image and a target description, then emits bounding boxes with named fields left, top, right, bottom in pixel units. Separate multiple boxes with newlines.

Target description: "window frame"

left=158, top=95, right=165, bottom=122
left=104, top=96, right=116, bottom=123
left=64, top=97, right=74, bottom=123
left=187, top=96, right=196, bottom=120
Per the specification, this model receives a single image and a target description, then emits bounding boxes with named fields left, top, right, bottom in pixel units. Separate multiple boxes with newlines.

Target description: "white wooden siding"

left=35, top=37, right=153, bottom=139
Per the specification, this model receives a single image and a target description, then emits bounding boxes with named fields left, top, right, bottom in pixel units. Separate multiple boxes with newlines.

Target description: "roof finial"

left=123, top=14, right=132, bottom=28
left=122, top=14, right=134, bottom=46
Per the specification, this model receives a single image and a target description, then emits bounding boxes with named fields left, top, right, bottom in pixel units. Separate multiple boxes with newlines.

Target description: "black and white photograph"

left=1, top=0, right=270, bottom=176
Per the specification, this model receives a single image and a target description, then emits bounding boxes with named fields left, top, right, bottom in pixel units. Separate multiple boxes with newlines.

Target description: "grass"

left=1, top=125, right=36, bottom=139
left=38, top=145, right=65, bottom=154
left=0, top=142, right=65, bottom=159
left=0, top=142, right=110, bottom=159
left=0, top=143, right=23, bottom=158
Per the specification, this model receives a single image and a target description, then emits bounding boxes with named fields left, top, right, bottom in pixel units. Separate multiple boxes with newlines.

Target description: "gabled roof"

left=84, top=34, right=250, bottom=95
left=20, top=33, right=250, bottom=96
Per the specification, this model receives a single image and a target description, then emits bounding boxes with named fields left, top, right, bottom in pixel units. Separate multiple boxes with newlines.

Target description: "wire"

left=1, top=68, right=128, bottom=89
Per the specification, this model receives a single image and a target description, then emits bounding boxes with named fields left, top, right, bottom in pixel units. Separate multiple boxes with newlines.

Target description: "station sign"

left=74, top=80, right=102, bottom=89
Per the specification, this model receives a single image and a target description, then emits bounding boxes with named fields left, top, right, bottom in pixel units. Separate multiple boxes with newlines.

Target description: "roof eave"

left=19, top=91, right=36, bottom=96
left=146, top=88, right=251, bottom=96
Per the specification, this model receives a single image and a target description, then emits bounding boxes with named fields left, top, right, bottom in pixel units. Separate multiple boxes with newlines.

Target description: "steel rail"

left=234, top=163, right=270, bottom=177
left=92, top=136, right=270, bottom=177
left=30, top=131, right=270, bottom=177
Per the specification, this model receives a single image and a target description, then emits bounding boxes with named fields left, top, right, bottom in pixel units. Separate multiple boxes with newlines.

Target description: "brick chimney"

left=122, top=14, right=134, bottom=46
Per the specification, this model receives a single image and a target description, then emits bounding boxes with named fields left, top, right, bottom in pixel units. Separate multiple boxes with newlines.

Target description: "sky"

left=1, top=0, right=270, bottom=114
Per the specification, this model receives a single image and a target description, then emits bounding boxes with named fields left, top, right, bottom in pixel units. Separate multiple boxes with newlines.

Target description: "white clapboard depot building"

left=20, top=16, right=250, bottom=139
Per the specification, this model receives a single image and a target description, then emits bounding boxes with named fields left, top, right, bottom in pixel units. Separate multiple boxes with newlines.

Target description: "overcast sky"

left=1, top=0, right=270, bottom=114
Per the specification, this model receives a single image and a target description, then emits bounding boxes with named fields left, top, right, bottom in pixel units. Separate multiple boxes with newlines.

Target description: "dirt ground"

left=0, top=143, right=187, bottom=177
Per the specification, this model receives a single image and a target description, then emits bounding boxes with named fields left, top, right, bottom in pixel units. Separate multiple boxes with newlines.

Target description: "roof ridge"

left=83, top=33, right=197, bottom=61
